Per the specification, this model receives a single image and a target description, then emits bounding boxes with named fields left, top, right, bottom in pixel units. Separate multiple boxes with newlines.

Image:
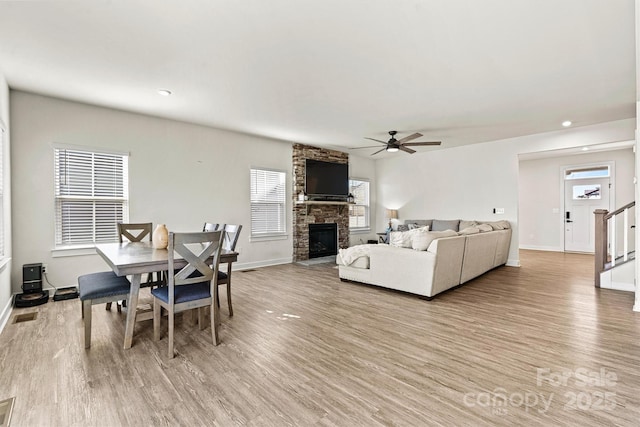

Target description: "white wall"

left=376, top=119, right=636, bottom=266
left=0, top=72, right=12, bottom=330
left=519, top=148, right=635, bottom=252
left=10, top=91, right=297, bottom=293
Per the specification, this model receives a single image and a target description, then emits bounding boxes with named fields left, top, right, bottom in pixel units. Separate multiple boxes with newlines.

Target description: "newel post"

left=594, top=209, right=609, bottom=288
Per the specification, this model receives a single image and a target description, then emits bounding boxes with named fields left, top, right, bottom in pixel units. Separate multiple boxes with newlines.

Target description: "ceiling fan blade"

left=401, top=141, right=442, bottom=146
left=398, top=146, right=416, bottom=154
left=370, top=147, right=387, bottom=156
left=396, top=132, right=422, bottom=144
left=350, top=145, right=386, bottom=149
left=364, top=137, right=388, bottom=144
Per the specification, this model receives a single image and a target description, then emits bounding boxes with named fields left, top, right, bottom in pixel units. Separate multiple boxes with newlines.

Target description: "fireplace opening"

left=309, top=223, right=338, bottom=259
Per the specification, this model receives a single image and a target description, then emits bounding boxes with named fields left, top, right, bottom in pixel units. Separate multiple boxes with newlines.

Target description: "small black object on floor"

left=14, top=290, right=49, bottom=307
left=53, top=286, right=79, bottom=301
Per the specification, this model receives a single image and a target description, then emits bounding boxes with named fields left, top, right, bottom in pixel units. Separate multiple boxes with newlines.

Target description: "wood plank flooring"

left=0, top=250, right=639, bottom=426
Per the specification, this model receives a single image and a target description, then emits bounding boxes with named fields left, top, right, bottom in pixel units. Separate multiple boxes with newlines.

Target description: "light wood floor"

left=0, top=250, right=639, bottom=426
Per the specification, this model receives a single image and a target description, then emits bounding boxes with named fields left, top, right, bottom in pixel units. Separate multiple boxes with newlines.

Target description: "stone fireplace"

left=293, top=143, right=349, bottom=261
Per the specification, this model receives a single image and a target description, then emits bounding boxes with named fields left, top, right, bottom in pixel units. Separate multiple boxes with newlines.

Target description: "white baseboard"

left=506, top=259, right=521, bottom=267
left=0, top=295, right=13, bottom=334
left=633, top=302, right=640, bottom=312
left=233, top=257, right=292, bottom=271
left=519, top=245, right=563, bottom=252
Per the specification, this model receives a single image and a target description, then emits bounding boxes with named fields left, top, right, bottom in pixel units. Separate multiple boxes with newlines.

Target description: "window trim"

left=348, top=177, right=370, bottom=233
left=250, top=167, right=288, bottom=241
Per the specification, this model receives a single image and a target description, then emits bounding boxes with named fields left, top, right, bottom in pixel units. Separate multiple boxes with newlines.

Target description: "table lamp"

left=386, top=209, right=398, bottom=231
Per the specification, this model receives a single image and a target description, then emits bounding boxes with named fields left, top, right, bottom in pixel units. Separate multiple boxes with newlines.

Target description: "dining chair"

left=105, top=222, right=165, bottom=311
left=152, top=230, right=224, bottom=358
left=202, top=222, right=223, bottom=232
left=78, top=271, right=131, bottom=348
left=216, top=224, right=242, bottom=316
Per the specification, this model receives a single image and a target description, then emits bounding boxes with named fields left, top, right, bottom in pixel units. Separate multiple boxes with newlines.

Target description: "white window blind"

left=54, top=147, right=129, bottom=246
left=349, top=179, right=370, bottom=230
left=250, top=168, right=286, bottom=236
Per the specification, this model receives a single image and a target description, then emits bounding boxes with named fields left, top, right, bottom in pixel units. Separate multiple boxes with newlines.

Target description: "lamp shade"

left=386, top=209, right=398, bottom=219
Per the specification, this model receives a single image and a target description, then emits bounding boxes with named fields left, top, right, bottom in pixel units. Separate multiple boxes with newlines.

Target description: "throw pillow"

left=477, top=224, right=493, bottom=232
left=431, top=219, right=461, bottom=232
left=481, top=220, right=510, bottom=230
left=412, top=229, right=458, bottom=251
left=390, top=227, right=430, bottom=248
left=458, top=226, right=480, bottom=235
left=396, top=224, right=409, bottom=232
left=459, top=220, right=478, bottom=230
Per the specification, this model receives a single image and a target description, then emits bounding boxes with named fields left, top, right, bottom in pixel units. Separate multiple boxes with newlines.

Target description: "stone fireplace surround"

left=293, top=143, right=349, bottom=262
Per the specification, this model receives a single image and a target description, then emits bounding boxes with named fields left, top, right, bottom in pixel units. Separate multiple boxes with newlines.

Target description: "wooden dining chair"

left=152, top=230, right=224, bottom=358
left=106, top=222, right=164, bottom=311
left=202, top=222, right=223, bottom=232
left=78, top=271, right=131, bottom=348
left=216, top=224, right=242, bottom=316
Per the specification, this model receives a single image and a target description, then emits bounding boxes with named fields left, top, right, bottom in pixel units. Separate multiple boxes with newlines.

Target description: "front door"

left=564, top=177, right=611, bottom=253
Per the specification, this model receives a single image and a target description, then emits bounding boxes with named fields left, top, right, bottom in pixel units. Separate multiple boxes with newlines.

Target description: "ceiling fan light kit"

left=353, top=130, right=442, bottom=155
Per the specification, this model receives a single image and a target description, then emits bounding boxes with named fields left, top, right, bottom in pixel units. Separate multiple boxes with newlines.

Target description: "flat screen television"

left=305, top=159, right=349, bottom=199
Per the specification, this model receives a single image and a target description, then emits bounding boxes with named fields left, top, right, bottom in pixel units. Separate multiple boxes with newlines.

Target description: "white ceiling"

left=0, top=0, right=635, bottom=157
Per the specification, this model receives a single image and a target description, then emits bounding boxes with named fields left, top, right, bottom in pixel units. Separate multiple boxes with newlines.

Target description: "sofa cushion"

left=477, top=224, right=493, bottom=232
left=481, top=220, right=510, bottom=230
left=459, top=220, right=478, bottom=230
left=412, top=229, right=458, bottom=251
left=458, top=226, right=480, bottom=235
left=431, top=219, right=460, bottom=232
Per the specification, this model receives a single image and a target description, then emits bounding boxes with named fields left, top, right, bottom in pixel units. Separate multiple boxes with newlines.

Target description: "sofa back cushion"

left=431, top=219, right=460, bottom=232
left=412, top=229, right=458, bottom=251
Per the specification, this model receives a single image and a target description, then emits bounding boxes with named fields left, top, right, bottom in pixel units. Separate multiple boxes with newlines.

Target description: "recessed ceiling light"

left=157, top=89, right=172, bottom=96
left=562, top=120, right=572, bottom=127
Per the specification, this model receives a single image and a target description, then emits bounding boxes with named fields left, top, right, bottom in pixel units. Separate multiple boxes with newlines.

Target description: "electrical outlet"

left=41, top=264, right=48, bottom=274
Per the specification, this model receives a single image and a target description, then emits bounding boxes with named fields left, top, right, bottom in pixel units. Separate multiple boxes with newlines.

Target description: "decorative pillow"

left=396, top=224, right=409, bottom=232
left=405, top=219, right=433, bottom=229
left=390, top=227, right=429, bottom=248
left=407, top=222, right=422, bottom=230
left=458, top=226, right=480, bottom=235
left=477, top=224, right=493, bottom=232
left=431, top=219, right=461, bottom=232
left=412, top=229, right=458, bottom=251
left=459, top=220, right=478, bottom=230
left=481, top=220, right=510, bottom=230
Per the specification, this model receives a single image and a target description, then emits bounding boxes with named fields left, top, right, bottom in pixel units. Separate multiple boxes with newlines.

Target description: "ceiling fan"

left=353, top=130, right=441, bottom=155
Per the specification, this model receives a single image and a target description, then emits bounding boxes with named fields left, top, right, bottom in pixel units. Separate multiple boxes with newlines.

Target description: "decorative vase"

left=152, top=224, right=169, bottom=249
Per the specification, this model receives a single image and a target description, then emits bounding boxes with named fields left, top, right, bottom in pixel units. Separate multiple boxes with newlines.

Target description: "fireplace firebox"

left=309, top=223, right=338, bottom=258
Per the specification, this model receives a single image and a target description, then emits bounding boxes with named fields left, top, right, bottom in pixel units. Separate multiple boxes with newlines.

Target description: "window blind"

left=54, top=148, right=129, bottom=246
left=250, top=168, right=286, bottom=236
left=349, top=179, right=370, bottom=229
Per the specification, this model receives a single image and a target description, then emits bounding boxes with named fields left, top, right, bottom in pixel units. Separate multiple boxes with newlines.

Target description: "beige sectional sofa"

left=337, top=219, right=511, bottom=299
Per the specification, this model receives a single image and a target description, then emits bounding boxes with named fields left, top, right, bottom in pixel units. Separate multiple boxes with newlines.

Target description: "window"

left=54, top=147, right=129, bottom=247
left=250, top=168, right=286, bottom=237
left=565, top=166, right=610, bottom=180
left=349, top=179, right=370, bottom=231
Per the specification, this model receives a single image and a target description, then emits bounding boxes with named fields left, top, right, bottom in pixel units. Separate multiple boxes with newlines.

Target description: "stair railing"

left=594, top=201, right=635, bottom=287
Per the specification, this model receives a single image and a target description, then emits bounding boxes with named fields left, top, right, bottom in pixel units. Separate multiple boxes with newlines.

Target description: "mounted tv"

left=305, top=159, right=349, bottom=200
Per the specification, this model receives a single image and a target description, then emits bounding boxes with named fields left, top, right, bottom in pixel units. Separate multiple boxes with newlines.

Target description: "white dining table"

left=95, top=241, right=238, bottom=349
